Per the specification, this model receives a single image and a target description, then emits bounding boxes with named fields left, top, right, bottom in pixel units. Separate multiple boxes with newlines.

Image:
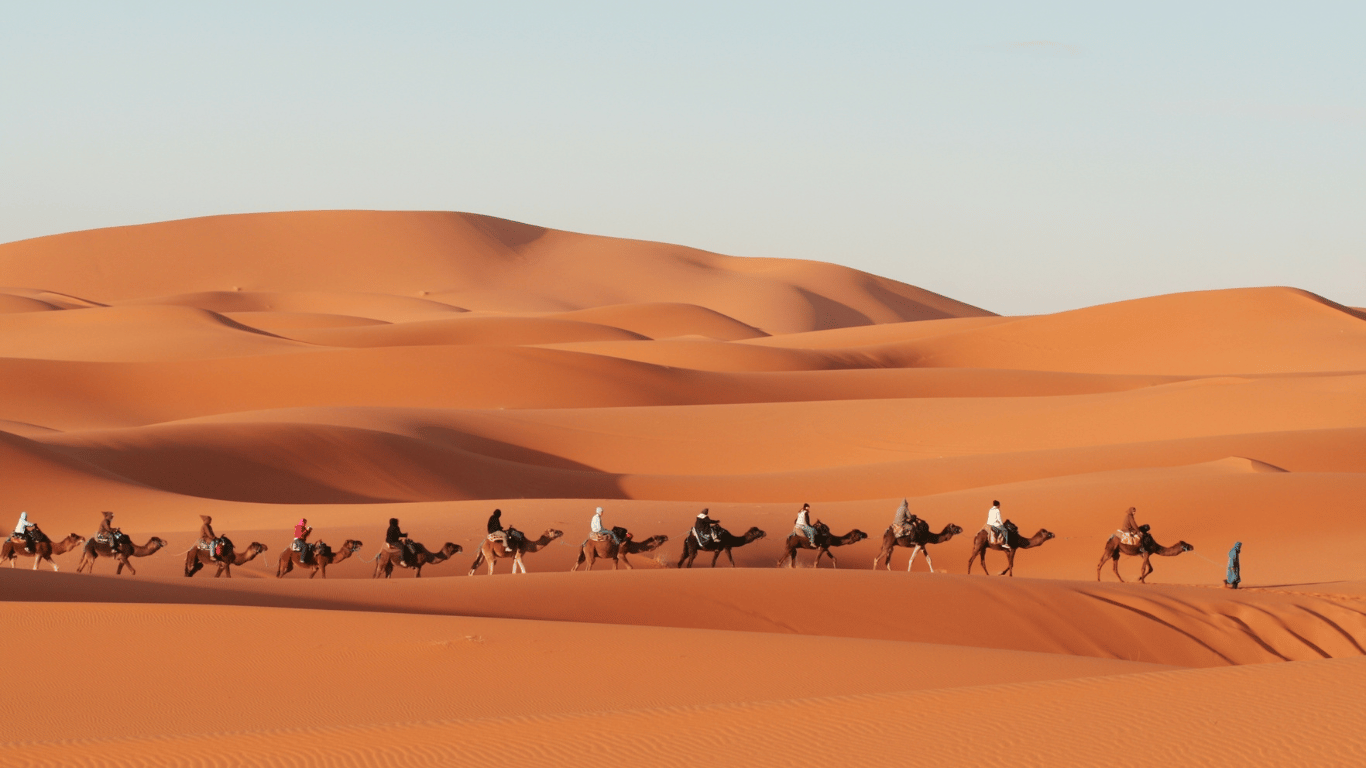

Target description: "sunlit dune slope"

left=0, top=593, right=1169, bottom=743
left=10, top=657, right=1363, bottom=768
left=877, top=287, right=1366, bottom=375
left=0, top=211, right=990, bottom=333
left=7, top=568, right=1365, bottom=668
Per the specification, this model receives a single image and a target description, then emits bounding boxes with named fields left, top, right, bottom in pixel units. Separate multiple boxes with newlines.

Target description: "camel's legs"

left=1001, top=549, right=1014, bottom=577
left=906, top=546, right=920, bottom=572
left=923, top=549, right=936, bottom=573
left=709, top=550, right=721, bottom=567
left=1112, top=554, right=1125, bottom=582
left=120, top=556, right=134, bottom=576
left=827, top=550, right=839, bottom=569
left=725, top=549, right=737, bottom=567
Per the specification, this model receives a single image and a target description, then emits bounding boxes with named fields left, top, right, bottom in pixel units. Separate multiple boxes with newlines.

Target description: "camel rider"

left=198, top=515, right=220, bottom=560
left=892, top=499, right=922, bottom=539
left=385, top=518, right=413, bottom=565
left=986, top=500, right=1010, bottom=551
left=694, top=509, right=721, bottom=545
left=794, top=503, right=819, bottom=548
left=293, top=518, right=313, bottom=561
left=1120, top=507, right=1149, bottom=546
left=96, top=511, right=119, bottom=549
left=589, top=506, right=622, bottom=546
left=486, top=508, right=515, bottom=554
left=13, top=511, right=36, bottom=551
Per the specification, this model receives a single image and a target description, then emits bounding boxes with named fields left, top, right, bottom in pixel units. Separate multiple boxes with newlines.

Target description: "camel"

left=277, top=539, right=364, bottom=579
left=966, top=526, right=1054, bottom=576
left=873, top=522, right=963, bottom=572
left=184, top=539, right=268, bottom=578
left=571, top=527, right=669, bottom=571
left=468, top=529, right=563, bottom=575
left=372, top=541, right=463, bottom=578
left=677, top=526, right=766, bottom=568
left=76, top=535, right=168, bottom=576
left=1096, top=532, right=1194, bottom=583
left=776, top=523, right=867, bottom=568
left=1, top=533, right=85, bottom=571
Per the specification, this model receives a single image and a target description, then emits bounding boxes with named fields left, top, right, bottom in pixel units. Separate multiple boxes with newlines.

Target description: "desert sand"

left=0, top=211, right=1362, bottom=766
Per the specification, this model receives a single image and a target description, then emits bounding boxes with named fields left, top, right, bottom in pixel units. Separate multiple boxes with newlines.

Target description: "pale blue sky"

left=2, top=2, right=1362, bottom=314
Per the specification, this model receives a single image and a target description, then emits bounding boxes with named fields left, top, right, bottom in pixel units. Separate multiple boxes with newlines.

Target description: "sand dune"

left=0, top=211, right=1361, bottom=765
left=0, top=211, right=990, bottom=332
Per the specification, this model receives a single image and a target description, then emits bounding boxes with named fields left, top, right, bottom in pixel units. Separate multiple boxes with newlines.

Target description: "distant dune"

left=0, top=211, right=1361, bottom=766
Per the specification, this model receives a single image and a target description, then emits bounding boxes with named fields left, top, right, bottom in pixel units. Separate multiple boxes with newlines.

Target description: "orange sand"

left=0, top=211, right=1362, bottom=766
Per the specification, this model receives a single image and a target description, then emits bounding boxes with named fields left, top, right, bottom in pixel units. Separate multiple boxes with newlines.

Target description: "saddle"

left=692, top=524, right=723, bottom=546
left=1117, top=525, right=1151, bottom=549
left=590, top=526, right=629, bottom=544
left=489, top=528, right=524, bottom=553
left=291, top=538, right=315, bottom=563
left=987, top=520, right=1019, bottom=547
left=8, top=533, right=34, bottom=553
left=198, top=537, right=230, bottom=561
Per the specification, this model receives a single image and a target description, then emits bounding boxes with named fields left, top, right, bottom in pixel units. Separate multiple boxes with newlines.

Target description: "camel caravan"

left=6, top=499, right=1195, bottom=583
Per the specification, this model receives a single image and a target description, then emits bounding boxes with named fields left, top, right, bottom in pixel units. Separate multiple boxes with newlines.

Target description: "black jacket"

left=385, top=522, right=407, bottom=545
left=487, top=510, right=504, bottom=535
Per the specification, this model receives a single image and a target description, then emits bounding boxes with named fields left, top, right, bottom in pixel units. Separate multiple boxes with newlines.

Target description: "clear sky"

left=2, top=2, right=1362, bottom=314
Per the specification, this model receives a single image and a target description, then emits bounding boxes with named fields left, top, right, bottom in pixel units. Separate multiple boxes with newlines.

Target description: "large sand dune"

left=0, top=211, right=1361, bottom=766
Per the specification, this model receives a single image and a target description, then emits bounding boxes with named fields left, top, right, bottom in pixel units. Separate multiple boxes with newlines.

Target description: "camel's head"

left=847, top=529, right=868, bottom=543
left=1040, top=530, right=1056, bottom=542
left=440, top=542, right=463, bottom=556
left=1180, top=542, right=1194, bottom=552
left=250, top=542, right=268, bottom=554
left=344, top=540, right=364, bottom=553
left=150, top=537, right=168, bottom=548
left=544, top=529, right=565, bottom=541
left=947, top=524, right=964, bottom=535
left=745, top=527, right=767, bottom=541
left=66, top=533, right=86, bottom=544
left=638, top=534, right=668, bottom=551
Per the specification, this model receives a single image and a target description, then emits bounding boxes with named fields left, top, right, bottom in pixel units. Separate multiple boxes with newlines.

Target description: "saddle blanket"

left=1117, top=530, right=1142, bottom=546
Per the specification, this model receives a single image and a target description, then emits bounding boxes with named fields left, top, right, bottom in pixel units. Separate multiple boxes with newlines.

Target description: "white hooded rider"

left=590, top=506, right=622, bottom=546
